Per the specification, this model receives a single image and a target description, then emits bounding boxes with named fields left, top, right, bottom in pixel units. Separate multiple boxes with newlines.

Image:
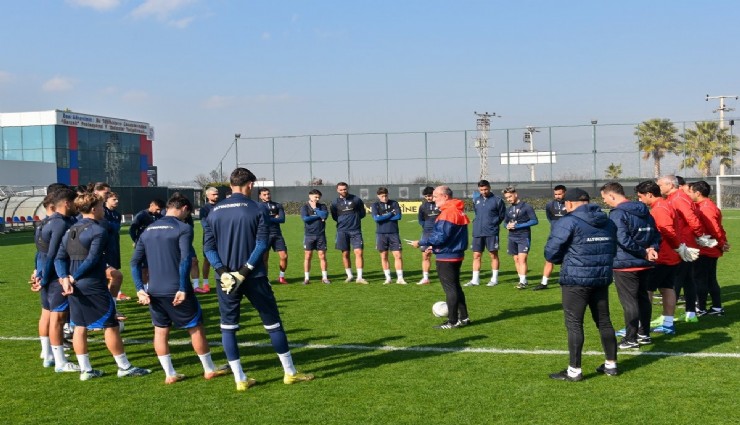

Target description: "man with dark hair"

left=635, top=180, right=682, bottom=335
left=545, top=188, right=618, bottom=381
left=535, top=185, right=568, bottom=291
left=330, top=182, right=367, bottom=284
left=411, top=186, right=471, bottom=329
left=204, top=167, right=314, bottom=391
left=131, top=192, right=228, bottom=384
left=503, top=186, right=539, bottom=289
left=258, top=188, right=289, bottom=284
left=300, top=189, right=330, bottom=284
left=371, top=187, right=405, bottom=284
left=657, top=175, right=704, bottom=323
left=417, top=186, right=440, bottom=285
left=129, top=199, right=165, bottom=244
left=196, top=187, right=220, bottom=293
left=465, top=180, right=506, bottom=287
left=600, top=182, right=660, bottom=348
left=688, top=180, right=728, bottom=316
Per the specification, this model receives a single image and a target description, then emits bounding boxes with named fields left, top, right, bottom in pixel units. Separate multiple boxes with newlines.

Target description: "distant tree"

left=605, top=163, right=623, bottom=179
left=680, top=121, right=739, bottom=177
left=635, top=118, right=679, bottom=178
left=193, top=168, right=223, bottom=189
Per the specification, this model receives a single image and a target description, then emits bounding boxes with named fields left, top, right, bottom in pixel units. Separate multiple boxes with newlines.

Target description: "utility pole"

left=524, top=126, right=539, bottom=182
left=473, top=111, right=499, bottom=181
left=706, top=94, right=737, bottom=175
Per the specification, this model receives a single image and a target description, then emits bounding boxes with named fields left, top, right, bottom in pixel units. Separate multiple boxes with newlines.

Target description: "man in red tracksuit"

left=688, top=181, right=728, bottom=316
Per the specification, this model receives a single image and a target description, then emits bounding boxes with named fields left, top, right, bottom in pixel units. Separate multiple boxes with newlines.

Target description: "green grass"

left=1, top=211, right=739, bottom=424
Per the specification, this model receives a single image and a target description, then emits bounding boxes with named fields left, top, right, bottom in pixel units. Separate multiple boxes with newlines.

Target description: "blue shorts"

left=507, top=236, right=531, bottom=255
left=40, top=281, right=69, bottom=312
left=472, top=235, right=499, bottom=253
left=217, top=275, right=282, bottom=330
left=267, top=234, right=287, bottom=252
left=304, top=234, right=327, bottom=251
left=376, top=233, right=402, bottom=252
left=68, top=290, right=118, bottom=330
left=149, top=294, right=202, bottom=329
left=335, top=231, right=363, bottom=251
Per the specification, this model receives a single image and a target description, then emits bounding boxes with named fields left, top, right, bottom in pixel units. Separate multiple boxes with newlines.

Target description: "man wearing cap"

left=545, top=188, right=618, bottom=381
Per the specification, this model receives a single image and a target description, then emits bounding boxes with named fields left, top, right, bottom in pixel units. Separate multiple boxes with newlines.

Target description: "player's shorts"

left=647, top=264, right=676, bottom=291
left=472, top=235, right=499, bottom=253
left=68, top=288, right=118, bottom=330
left=304, top=234, right=328, bottom=251
left=217, top=275, right=282, bottom=330
left=267, top=234, right=287, bottom=252
left=40, top=280, right=69, bottom=312
left=376, top=233, right=402, bottom=252
left=149, top=294, right=202, bottom=329
left=335, top=231, right=364, bottom=251
left=507, top=236, right=531, bottom=255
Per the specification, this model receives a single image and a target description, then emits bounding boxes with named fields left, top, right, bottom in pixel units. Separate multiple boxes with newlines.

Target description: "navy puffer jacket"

left=608, top=201, right=661, bottom=269
left=545, top=204, right=617, bottom=287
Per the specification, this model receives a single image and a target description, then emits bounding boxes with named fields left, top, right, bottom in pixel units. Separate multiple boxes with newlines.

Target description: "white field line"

left=2, top=336, right=739, bottom=359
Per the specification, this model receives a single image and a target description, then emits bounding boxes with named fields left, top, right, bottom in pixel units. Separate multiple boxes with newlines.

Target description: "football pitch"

left=1, top=210, right=738, bottom=424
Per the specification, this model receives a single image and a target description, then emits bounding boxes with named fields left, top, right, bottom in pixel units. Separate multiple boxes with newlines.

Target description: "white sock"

left=192, top=278, right=199, bottom=288
left=229, top=359, right=247, bottom=383
left=304, top=272, right=310, bottom=280
left=113, top=353, right=132, bottom=370
left=472, top=271, right=480, bottom=283
left=279, top=271, right=285, bottom=278
left=40, top=336, right=52, bottom=359
left=51, top=345, right=67, bottom=366
left=157, top=354, right=177, bottom=377
left=277, top=351, right=297, bottom=376
left=519, top=274, right=527, bottom=283
left=567, top=366, right=582, bottom=377
left=357, top=268, right=363, bottom=279
left=197, top=352, right=216, bottom=373
left=604, top=360, right=617, bottom=369
left=322, top=270, right=328, bottom=279
left=345, top=268, right=353, bottom=278
left=541, top=276, right=549, bottom=285
left=78, top=353, right=92, bottom=372
left=686, top=311, right=696, bottom=319
left=491, top=270, right=499, bottom=282
left=384, top=270, right=391, bottom=279
left=203, top=279, right=209, bottom=286
left=664, top=316, right=674, bottom=326
left=396, top=270, right=404, bottom=279
left=423, top=272, right=429, bottom=279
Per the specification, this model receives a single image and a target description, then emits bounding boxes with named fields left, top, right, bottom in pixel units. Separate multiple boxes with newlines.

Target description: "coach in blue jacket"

left=544, top=188, right=618, bottom=381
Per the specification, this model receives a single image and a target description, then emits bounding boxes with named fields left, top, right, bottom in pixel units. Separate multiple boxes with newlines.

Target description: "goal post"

left=715, top=175, right=740, bottom=209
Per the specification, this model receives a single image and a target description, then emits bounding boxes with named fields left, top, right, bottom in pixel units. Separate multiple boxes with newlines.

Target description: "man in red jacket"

left=635, top=181, right=682, bottom=335
left=688, top=181, right=728, bottom=316
left=657, top=175, right=705, bottom=323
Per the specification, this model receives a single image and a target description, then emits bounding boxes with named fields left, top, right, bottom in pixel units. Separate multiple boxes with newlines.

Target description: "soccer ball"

left=432, top=301, right=448, bottom=318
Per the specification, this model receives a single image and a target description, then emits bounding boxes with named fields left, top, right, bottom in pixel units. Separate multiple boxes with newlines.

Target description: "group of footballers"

left=28, top=168, right=728, bottom=386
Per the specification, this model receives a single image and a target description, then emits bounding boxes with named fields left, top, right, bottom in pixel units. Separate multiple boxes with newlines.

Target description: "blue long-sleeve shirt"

left=301, top=202, right=328, bottom=236
left=545, top=199, right=567, bottom=223
left=371, top=199, right=402, bottom=234
left=418, top=201, right=441, bottom=233
left=203, top=193, right=269, bottom=276
left=130, top=216, right=193, bottom=295
left=472, top=193, right=506, bottom=237
left=129, top=209, right=162, bottom=243
left=38, top=213, right=76, bottom=286
left=259, top=200, right=285, bottom=236
left=506, top=201, right=539, bottom=237
left=102, top=206, right=122, bottom=269
left=54, top=218, right=108, bottom=293
left=330, top=194, right=366, bottom=232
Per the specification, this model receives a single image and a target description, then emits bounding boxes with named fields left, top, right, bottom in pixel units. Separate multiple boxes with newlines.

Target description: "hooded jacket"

left=648, top=198, right=682, bottom=266
left=608, top=200, right=661, bottom=269
left=544, top=204, right=617, bottom=287
left=419, top=199, right=469, bottom=261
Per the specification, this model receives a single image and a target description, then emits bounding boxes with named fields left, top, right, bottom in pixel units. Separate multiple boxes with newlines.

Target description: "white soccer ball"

left=432, top=301, right=448, bottom=318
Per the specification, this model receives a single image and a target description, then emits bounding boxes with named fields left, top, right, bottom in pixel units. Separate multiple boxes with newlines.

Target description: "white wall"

left=0, top=160, right=57, bottom=186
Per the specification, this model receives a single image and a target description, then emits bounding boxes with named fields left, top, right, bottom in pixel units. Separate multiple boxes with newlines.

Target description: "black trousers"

left=561, top=285, right=617, bottom=368
left=613, top=269, right=652, bottom=340
left=693, top=256, right=722, bottom=310
left=436, top=260, right=468, bottom=324
left=673, top=261, right=696, bottom=313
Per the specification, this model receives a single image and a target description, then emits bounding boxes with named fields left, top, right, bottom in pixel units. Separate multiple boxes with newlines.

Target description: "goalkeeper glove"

left=696, top=235, right=718, bottom=248
left=685, top=246, right=700, bottom=261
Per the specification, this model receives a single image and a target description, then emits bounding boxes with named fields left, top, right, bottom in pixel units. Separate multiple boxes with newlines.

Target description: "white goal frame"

left=715, top=174, right=740, bottom=209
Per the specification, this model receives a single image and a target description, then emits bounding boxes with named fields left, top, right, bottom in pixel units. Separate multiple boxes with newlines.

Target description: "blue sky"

left=1, top=1, right=738, bottom=183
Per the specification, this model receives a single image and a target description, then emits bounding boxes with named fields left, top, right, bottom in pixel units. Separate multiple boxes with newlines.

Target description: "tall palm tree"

left=680, top=121, right=739, bottom=177
left=634, top=118, right=679, bottom=178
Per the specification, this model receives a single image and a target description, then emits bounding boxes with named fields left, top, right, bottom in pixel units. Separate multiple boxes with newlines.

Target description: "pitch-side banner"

left=364, top=201, right=421, bottom=214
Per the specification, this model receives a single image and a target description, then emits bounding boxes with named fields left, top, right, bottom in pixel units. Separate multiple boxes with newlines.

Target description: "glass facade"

left=76, top=128, right=143, bottom=186
left=0, top=125, right=57, bottom=163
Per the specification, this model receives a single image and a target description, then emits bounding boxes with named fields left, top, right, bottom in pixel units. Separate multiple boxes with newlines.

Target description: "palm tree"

left=680, top=121, right=739, bottom=177
left=605, top=163, right=622, bottom=179
left=634, top=118, right=680, bottom=178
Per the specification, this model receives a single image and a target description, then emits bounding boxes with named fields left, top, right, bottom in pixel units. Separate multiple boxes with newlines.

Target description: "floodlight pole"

left=591, top=120, right=598, bottom=180
left=525, top=126, right=538, bottom=182
left=706, top=94, right=738, bottom=175
left=474, top=111, right=499, bottom=181
left=234, top=133, right=241, bottom=169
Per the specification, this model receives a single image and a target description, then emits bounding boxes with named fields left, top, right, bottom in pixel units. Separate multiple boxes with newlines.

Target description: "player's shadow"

left=590, top=331, right=732, bottom=378
left=472, top=302, right=563, bottom=326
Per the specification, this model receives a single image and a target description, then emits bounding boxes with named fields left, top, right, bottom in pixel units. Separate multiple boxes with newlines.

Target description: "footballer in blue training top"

left=371, top=186, right=405, bottom=284
left=502, top=186, right=539, bottom=289
left=330, top=182, right=368, bottom=283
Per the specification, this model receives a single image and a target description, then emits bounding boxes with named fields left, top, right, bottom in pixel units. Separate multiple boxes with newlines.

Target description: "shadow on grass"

left=472, top=302, right=564, bottom=326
